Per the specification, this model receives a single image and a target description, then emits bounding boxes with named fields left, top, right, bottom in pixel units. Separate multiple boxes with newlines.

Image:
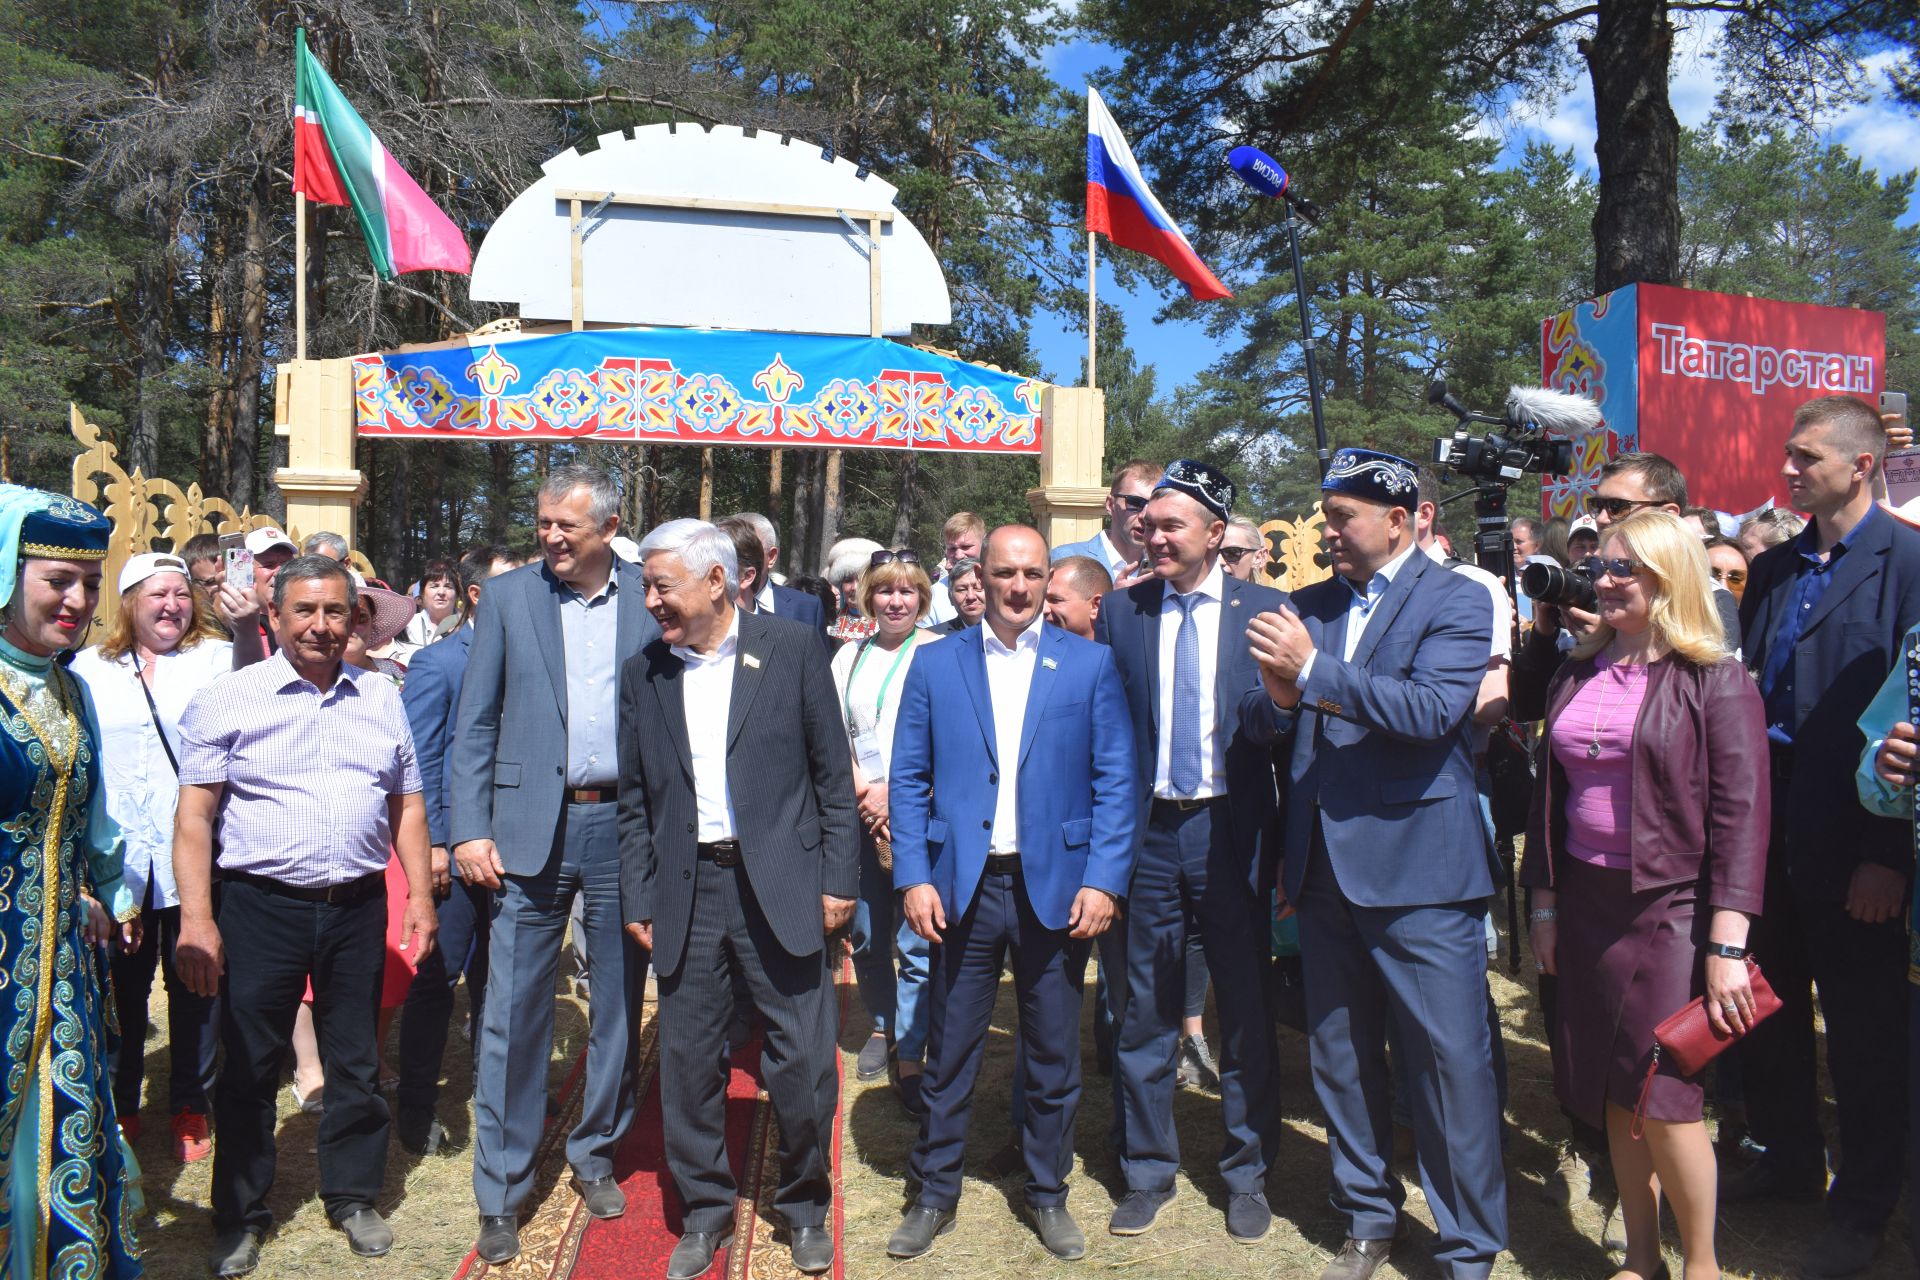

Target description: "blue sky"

left=1026, top=21, right=1919, bottom=391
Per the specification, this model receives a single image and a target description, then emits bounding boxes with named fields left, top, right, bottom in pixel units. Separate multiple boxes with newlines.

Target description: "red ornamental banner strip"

left=352, top=327, right=1046, bottom=453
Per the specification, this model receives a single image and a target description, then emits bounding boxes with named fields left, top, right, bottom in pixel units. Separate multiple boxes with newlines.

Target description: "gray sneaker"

left=1178, top=1034, right=1222, bottom=1090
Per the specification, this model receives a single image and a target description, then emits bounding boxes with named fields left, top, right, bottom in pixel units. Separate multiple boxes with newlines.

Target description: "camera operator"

left=1511, top=453, right=1739, bottom=721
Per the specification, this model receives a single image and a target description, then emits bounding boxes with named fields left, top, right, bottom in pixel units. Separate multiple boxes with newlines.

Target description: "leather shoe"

left=208, top=1228, right=262, bottom=1277
left=1719, top=1155, right=1826, bottom=1203
left=789, top=1225, right=834, bottom=1274
left=1107, top=1187, right=1175, bottom=1236
left=667, top=1228, right=734, bottom=1280
left=1800, top=1223, right=1883, bottom=1277
left=571, top=1173, right=627, bottom=1219
left=1225, top=1191, right=1271, bottom=1243
left=1320, top=1236, right=1393, bottom=1280
left=856, top=1031, right=891, bottom=1080
left=895, top=1072, right=926, bottom=1118
left=335, top=1206, right=392, bottom=1257
left=397, top=1107, right=445, bottom=1156
left=887, top=1204, right=956, bottom=1259
left=476, top=1215, right=520, bottom=1264
left=1025, top=1204, right=1086, bottom=1260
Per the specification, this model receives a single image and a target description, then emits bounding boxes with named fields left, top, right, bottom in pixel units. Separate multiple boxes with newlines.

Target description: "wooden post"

left=768, top=448, right=784, bottom=525
left=296, top=192, right=307, bottom=361
left=569, top=197, right=584, bottom=332
left=1086, top=230, right=1097, bottom=389
left=1027, top=385, right=1108, bottom=549
left=819, top=448, right=842, bottom=566
left=273, top=358, right=367, bottom=547
left=699, top=447, right=714, bottom=520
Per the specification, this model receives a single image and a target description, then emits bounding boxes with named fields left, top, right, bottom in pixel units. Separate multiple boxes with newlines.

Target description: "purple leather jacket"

left=1520, top=653, right=1769, bottom=915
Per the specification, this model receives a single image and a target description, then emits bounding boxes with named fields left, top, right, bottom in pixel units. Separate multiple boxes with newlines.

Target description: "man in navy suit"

left=885, top=525, right=1138, bottom=1262
left=1245, top=448, right=1503, bottom=1280
left=1098, top=459, right=1286, bottom=1244
left=1731, top=395, right=1920, bottom=1277
left=394, top=544, right=518, bottom=1155
left=734, top=511, right=827, bottom=646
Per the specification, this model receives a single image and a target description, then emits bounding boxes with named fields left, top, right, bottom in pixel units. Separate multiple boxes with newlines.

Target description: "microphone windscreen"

left=1506, top=385, right=1604, bottom=437
left=1228, top=146, right=1289, bottom=199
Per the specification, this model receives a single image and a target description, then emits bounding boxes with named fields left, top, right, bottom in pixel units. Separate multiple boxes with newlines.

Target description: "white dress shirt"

left=672, top=611, right=741, bottom=841
left=1297, top=540, right=1422, bottom=687
left=982, top=614, right=1044, bottom=854
left=1423, top=543, right=1511, bottom=660
left=1154, top=560, right=1226, bottom=798
left=756, top=580, right=777, bottom=614
left=1092, top=530, right=1132, bottom=579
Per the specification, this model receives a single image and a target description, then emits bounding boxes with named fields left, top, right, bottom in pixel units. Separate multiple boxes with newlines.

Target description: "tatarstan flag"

left=292, top=29, right=470, bottom=279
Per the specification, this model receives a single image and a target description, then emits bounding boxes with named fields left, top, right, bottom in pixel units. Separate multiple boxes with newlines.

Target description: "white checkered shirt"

left=177, top=652, right=422, bottom=888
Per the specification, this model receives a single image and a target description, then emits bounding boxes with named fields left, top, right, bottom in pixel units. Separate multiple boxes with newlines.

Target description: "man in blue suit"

left=449, top=466, right=659, bottom=1265
left=395, top=544, right=518, bottom=1155
left=735, top=511, right=828, bottom=646
left=886, top=525, right=1138, bottom=1263
left=1098, top=459, right=1286, bottom=1244
left=1051, top=459, right=1161, bottom=590
left=1244, top=448, right=1503, bottom=1280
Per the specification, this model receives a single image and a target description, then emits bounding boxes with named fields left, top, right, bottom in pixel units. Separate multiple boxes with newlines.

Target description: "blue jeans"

left=849, top=836, right=933, bottom=1060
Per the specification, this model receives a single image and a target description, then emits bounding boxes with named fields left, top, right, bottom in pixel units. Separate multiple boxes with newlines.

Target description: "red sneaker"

left=172, top=1109, right=212, bottom=1163
left=119, top=1113, right=141, bottom=1143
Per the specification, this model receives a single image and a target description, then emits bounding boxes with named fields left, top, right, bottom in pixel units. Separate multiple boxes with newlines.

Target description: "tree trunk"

left=643, top=445, right=662, bottom=531
left=200, top=220, right=232, bottom=497
left=890, top=453, right=918, bottom=547
left=487, top=443, right=513, bottom=542
left=130, top=248, right=167, bottom=477
left=229, top=171, right=269, bottom=510
left=1585, top=0, right=1680, bottom=293
left=817, top=448, right=843, bottom=568
left=699, top=447, right=715, bottom=519
left=790, top=449, right=816, bottom=575
left=383, top=442, right=410, bottom=577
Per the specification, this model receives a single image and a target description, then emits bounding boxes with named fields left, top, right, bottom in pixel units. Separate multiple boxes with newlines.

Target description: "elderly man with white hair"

left=730, top=511, right=827, bottom=645
left=618, top=518, right=858, bottom=1279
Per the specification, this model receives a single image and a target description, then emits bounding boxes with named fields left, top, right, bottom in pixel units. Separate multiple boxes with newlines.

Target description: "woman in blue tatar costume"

left=0, top=484, right=142, bottom=1278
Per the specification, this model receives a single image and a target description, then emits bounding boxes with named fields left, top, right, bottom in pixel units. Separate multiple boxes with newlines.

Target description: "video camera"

left=1428, top=382, right=1596, bottom=484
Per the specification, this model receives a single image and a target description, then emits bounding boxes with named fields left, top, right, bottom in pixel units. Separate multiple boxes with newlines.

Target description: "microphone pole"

left=1229, top=146, right=1331, bottom=477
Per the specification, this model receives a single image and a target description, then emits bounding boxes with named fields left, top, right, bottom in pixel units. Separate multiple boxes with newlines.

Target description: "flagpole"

left=295, top=191, right=307, bottom=361
left=1086, top=230, right=1098, bottom=390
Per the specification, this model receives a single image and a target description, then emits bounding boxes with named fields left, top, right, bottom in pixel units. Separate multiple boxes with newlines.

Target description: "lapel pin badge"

left=743, top=653, right=762, bottom=669
left=1042, top=656, right=1058, bottom=670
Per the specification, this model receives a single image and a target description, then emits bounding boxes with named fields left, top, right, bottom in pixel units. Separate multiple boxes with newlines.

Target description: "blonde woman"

left=831, top=550, right=939, bottom=1113
left=1522, top=511, right=1768, bottom=1280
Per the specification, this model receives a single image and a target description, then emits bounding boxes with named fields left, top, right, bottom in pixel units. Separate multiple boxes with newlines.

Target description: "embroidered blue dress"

left=0, top=631, right=142, bottom=1278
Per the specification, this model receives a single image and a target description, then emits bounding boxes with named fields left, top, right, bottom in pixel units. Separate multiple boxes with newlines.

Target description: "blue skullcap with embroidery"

left=0, top=484, right=110, bottom=609
left=1153, top=458, right=1235, bottom=522
left=1322, top=448, right=1421, bottom=510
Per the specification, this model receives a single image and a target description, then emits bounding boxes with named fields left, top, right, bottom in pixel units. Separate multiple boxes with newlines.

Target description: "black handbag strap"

left=131, top=654, right=179, bottom=776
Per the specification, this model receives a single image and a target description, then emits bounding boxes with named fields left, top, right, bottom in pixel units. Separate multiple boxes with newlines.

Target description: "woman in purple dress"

left=1522, top=510, right=1769, bottom=1280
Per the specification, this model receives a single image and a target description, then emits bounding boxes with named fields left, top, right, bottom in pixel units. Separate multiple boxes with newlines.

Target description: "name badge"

left=852, top=729, right=887, bottom=781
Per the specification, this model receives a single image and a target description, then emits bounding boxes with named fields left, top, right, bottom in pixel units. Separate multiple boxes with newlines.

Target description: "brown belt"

left=567, top=787, right=616, bottom=804
left=698, top=839, right=742, bottom=867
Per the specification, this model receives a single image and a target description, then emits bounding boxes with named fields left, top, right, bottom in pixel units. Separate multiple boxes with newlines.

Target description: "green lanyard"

left=844, top=632, right=919, bottom=734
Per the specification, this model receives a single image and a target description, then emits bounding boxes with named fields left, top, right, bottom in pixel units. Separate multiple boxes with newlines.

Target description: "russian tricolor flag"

left=1086, top=86, right=1230, bottom=301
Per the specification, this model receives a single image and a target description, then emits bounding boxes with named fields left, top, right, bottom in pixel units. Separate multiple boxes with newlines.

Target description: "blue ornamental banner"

left=353, top=327, right=1046, bottom=454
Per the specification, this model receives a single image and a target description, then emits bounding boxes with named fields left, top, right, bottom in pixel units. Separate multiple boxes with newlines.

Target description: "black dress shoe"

left=887, top=1205, right=956, bottom=1259
left=397, top=1107, right=446, bottom=1156
left=1025, top=1204, right=1087, bottom=1260
left=571, top=1174, right=627, bottom=1219
left=335, top=1206, right=393, bottom=1257
left=1719, top=1155, right=1826, bottom=1203
left=1320, top=1236, right=1393, bottom=1280
left=667, top=1228, right=734, bottom=1280
left=476, top=1216, right=520, bottom=1265
left=895, top=1072, right=926, bottom=1117
left=208, top=1228, right=262, bottom=1277
left=789, top=1225, right=834, bottom=1274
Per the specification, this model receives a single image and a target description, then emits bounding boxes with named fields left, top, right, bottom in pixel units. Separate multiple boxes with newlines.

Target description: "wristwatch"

left=1703, top=942, right=1748, bottom=960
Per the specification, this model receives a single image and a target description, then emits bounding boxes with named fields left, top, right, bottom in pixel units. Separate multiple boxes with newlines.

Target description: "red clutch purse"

left=1632, top=956, right=1780, bottom=1136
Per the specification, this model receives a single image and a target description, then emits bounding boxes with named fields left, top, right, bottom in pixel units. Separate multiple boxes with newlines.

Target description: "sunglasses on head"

left=1589, top=496, right=1660, bottom=519
left=869, top=549, right=920, bottom=568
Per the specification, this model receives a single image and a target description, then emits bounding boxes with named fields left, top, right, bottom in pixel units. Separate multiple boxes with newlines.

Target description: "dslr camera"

left=1521, top=557, right=1602, bottom=613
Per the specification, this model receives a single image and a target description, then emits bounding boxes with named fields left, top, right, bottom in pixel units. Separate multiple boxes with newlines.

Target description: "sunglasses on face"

left=1589, top=496, right=1660, bottom=519
left=1219, top=546, right=1259, bottom=563
left=1591, top=556, right=1649, bottom=581
left=869, top=548, right=920, bottom=568
left=1710, top=567, right=1748, bottom=587
left=1114, top=493, right=1149, bottom=513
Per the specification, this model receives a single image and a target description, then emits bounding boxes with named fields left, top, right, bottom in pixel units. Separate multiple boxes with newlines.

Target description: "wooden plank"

left=553, top=189, right=894, bottom=224
left=570, top=197, right=584, bottom=332
left=867, top=215, right=883, bottom=339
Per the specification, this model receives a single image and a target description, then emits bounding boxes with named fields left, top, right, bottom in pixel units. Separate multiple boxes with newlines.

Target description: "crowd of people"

left=0, top=390, right=1914, bottom=1280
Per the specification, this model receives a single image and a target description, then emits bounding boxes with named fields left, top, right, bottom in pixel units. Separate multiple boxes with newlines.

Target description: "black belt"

left=1151, top=795, right=1222, bottom=820
left=697, top=839, right=742, bottom=868
left=983, top=853, right=1021, bottom=876
left=223, top=869, right=384, bottom=905
left=567, top=787, right=617, bottom=804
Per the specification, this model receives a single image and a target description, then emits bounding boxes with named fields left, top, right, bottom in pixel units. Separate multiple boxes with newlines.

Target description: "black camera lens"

left=1520, top=559, right=1600, bottom=613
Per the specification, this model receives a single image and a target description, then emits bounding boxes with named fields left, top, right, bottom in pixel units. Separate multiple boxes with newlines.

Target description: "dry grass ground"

left=125, top=925, right=1910, bottom=1279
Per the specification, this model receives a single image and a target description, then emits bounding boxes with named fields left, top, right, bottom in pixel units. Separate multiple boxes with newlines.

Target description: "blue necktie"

left=1170, top=592, right=1202, bottom=795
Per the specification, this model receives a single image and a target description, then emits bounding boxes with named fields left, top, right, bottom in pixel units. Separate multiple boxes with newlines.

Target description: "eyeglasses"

left=1219, top=546, right=1260, bottom=563
left=869, top=548, right=920, bottom=568
left=1591, top=556, right=1649, bottom=581
left=1709, top=566, right=1748, bottom=587
left=1114, top=493, right=1149, bottom=513
left=1589, top=496, right=1660, bottom=519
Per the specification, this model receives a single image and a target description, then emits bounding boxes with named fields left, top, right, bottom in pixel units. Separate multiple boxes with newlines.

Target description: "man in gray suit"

left=618, top=519, right=858, bottom=1279
left=449, top=464, right=658, bottom=1265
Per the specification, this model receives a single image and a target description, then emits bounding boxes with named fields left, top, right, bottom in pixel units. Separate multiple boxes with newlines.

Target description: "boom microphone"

left=1505, top=386, right=1603, bottom=437
left=1227, top=145, right=1322, bottom=223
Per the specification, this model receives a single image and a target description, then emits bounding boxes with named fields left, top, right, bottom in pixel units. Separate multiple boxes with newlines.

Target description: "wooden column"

left=273, top=358, right=367, bottom=548
left=1027, top=385, right=1107, bottom=548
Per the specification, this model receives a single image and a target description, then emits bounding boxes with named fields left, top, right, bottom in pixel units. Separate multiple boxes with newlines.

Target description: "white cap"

left=244, top=526, right=297, bottom=556
left=1570, top=515, right=1599, bottom=535
left=118, top=552, right=190, bottom=596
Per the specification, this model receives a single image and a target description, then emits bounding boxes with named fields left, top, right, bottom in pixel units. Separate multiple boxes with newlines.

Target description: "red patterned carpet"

left=451, top=972, right=850, bottom=1280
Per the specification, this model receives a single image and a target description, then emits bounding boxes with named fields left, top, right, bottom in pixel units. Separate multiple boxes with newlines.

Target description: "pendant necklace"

left=1587, top=659, right=1644, bottom=759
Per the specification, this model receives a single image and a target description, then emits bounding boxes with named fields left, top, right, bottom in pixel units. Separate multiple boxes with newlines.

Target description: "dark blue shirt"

left=1759, top=505, right=1882, bottom=746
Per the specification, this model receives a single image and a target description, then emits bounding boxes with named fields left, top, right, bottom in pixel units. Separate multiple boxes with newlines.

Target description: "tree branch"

left=422, top=90, right=721, bottom=124
left=1, top=139, right=85, bottom=170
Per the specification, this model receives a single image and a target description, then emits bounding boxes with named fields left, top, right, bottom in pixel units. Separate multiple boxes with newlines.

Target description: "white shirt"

left=1424, top=544, right=1512, bottom=660
left=982, top=614, right=1044, bottom=854
left=672, top=612, right=740, bottom=841
left=756, top=580, right=777, bottom=614
left=1297, top=540, right=1422, bottom=687
left=1154, top=560, right=1226, bottom=798
left=1092, top=530, right=1133, bottom=579
left=830, top=629, right=932, bottom=779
